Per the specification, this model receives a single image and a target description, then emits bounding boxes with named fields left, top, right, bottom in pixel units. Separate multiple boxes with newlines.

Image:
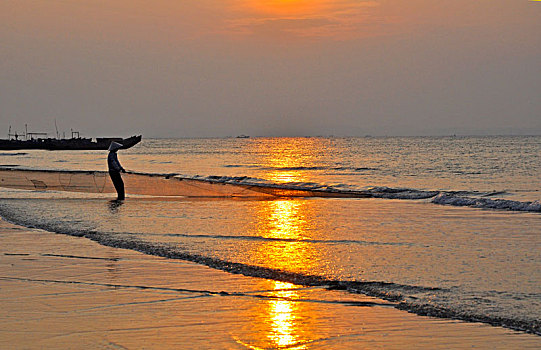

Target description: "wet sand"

left=1, top=219, right=540, bottom=349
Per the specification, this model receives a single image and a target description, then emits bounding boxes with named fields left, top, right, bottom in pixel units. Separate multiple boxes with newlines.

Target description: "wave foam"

left=366, top=186, right=439, bottom=200
left=433, top=193, right=541, bottom=212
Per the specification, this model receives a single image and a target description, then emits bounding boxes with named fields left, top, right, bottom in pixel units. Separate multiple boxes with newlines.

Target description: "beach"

left=2, top=0, right=540, bottom=346
left=1, top=136, right=540, bottom=348
left=1, top=218, right=540, bottom=349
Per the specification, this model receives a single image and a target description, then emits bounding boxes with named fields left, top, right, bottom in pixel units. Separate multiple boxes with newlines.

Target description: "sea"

left=0, top=136, right=540, bottom=335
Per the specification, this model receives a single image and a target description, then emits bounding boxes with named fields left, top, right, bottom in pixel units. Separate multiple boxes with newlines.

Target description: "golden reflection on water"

left=251, top=139, right=324, bottom=271
left=236, top=198, right=318, bottom=348
left=242, top=198, right=321, bottom=348
left=251, top=138, right=323, bottom=184
left=240, top=139, right=325, bottom=348
left=254, top=199, right=318, bottom=272
left=267, top=282, right=307, bottom=350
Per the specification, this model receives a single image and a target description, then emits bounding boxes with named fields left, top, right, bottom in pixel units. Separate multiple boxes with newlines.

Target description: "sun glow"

left=228, top=0, right=382, bottom=39
left=242, top=0, right=324, bottom=17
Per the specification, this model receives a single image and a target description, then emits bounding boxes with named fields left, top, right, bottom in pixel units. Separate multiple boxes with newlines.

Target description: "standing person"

left=107, top=142, right=126, bottom=200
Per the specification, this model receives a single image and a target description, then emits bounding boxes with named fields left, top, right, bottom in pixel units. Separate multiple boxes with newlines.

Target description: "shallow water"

left=2, top=136, right=540, bottom=200
left=0, top=136, right=540, bottom=334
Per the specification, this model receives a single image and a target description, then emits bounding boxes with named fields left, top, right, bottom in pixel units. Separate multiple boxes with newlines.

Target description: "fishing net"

left=0, top=168, right=347, bottom=198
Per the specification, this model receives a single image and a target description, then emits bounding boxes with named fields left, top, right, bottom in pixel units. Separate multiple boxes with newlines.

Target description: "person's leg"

left=109, top=171, right=125, bottom=200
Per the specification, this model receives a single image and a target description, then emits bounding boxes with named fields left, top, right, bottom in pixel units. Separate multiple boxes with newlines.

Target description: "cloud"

left=227, top=17, right=336, bottom=37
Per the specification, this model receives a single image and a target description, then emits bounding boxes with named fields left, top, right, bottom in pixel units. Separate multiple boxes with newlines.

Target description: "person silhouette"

left=107, top=141, right=126, bottom=200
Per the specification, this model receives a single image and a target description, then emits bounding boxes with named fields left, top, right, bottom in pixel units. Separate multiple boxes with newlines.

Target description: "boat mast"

left=8, top=126, right=20, bottom=140
left=54, top=119, right=59, bottom=139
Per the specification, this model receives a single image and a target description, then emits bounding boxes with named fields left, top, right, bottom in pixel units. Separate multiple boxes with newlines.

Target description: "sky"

left=1, top=0, right=540, bottom=138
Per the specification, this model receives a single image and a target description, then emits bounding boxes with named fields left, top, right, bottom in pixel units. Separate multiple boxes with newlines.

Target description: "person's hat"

left=108, top=141, right=123, bottom=151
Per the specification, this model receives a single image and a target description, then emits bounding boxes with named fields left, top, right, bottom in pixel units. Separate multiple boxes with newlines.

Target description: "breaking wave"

left=432, top=193, right=541, bottom=212
left=192, top=175, right=540, bottom=212
left=224, top=164, right=379, bottom=172
left=155, top=232, right=418, bottom=247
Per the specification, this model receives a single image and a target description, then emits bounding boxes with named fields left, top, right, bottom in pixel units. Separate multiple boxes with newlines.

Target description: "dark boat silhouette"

left=0, top=135, right=142, bottom=151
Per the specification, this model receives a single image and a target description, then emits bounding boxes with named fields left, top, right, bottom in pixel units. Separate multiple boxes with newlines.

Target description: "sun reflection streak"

left=250, top=137, right=326, bottom=184
left=255, top=198, right=319, bottom=273
left=239, top=139, right=326, bottom=348
left=267, top=200, right=304, bottom=238
left=251, top=197, right=315, bottom=348
left=268, top=281, right=307, bottom=350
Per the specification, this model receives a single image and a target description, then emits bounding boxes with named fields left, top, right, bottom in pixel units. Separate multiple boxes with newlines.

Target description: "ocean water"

left=0, top=136, right=540, bottom=335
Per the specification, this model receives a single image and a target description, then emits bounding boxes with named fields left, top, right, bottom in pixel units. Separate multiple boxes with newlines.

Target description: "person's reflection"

left=108, top=199, right=124, bottom=214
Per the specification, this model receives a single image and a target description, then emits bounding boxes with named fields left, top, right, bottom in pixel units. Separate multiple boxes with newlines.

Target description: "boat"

left=0, top=135, right=142, bottom=151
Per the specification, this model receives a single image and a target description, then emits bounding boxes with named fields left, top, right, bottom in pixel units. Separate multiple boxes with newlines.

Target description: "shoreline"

left=1, top=219, right=540, bottom=349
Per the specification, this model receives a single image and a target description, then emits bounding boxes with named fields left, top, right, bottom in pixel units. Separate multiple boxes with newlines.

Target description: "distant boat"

left=0, top=135, right=142, bottom=151
left=236, top=135, right=250, bottom=139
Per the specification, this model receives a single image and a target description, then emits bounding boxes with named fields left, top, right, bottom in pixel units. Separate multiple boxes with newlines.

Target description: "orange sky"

left=1, top=0, right=540, bottom=136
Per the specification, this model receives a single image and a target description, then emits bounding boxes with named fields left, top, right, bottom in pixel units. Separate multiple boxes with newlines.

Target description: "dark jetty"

left=0, top=135, right=141, bottom=151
